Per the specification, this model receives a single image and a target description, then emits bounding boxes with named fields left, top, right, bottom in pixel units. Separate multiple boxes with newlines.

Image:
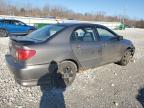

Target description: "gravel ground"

left=0, top=28, right=144, bottom=108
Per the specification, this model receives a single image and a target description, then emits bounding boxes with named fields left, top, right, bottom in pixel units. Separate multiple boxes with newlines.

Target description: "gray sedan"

left=5, top=23, right=135, bottom=87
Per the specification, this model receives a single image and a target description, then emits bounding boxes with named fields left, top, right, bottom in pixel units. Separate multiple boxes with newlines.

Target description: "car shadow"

left=38, top=61, right=66, bottom=108
left=136, top=87, right=144, bottom=108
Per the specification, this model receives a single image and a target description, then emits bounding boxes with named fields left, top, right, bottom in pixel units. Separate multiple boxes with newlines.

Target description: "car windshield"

left=26, top=24, right=66, bottom=41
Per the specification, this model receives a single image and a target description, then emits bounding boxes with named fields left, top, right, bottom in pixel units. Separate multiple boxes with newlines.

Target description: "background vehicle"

left=5, top=23, right=135, bottom=87
left=0, top=19, right=36, bottom=37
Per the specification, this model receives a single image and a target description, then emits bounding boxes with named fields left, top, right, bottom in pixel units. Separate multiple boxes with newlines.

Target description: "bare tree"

left=0, top=0, right=143, bottom=28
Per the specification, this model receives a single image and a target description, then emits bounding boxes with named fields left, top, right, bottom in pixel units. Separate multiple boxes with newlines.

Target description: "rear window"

left=26, top=24, right=66, bottom=41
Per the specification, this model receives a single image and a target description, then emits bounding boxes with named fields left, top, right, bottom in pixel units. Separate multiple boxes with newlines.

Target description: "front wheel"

left=118, top=49, right=133, bottom=66
left=58, top=61, right=78, bottom=87
left=0, top=29, right=8, bottom=37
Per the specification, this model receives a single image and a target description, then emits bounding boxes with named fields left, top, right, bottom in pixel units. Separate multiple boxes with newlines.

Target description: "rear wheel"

left=118, top=49, right=133, bottom=66
left=0, top=29, right=8, bottom=37
left=58, top=61, right=77, bottom=87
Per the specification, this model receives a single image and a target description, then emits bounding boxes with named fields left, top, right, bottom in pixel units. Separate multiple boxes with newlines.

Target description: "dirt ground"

left=0, top=28, right=144, bottom=108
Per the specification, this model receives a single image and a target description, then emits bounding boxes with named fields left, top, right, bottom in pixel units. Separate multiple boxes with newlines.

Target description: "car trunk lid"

left=9, top=36, right=37, bottom=61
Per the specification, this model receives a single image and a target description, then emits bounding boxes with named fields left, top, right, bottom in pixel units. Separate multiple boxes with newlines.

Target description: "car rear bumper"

left=5, top=55, right=51, bottom=86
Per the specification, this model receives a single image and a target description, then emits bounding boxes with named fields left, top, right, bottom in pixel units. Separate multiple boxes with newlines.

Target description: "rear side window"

left=26, top=25, right=66, bottom=41
left=71, top=27, right=96, bottom=42
left=3, top=20, right=11, bottom=24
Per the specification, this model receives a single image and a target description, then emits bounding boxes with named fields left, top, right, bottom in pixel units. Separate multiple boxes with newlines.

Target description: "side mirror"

left=118, top=36, right=123, bottom=40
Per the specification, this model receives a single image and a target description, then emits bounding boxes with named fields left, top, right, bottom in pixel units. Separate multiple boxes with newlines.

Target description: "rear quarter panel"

left=25, top=26, right=79, bottom=66
left=0, top=23, right=5, bottom=30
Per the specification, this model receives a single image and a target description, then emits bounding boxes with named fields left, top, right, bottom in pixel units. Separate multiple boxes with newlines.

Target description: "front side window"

left=26, top=24, right=66, bottom=41
left=71, top=27, right=96, bottom=42
left=13, top=21, right=25, bottom=26
left=97, top=27, right=116, bottom=41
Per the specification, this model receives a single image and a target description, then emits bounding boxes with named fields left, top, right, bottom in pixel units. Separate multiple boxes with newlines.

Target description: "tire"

left=118, top=49, right=133, bottom=66
left=57, top=61, right=78, bottom=87
left=0, top=29, right=8, bottom=37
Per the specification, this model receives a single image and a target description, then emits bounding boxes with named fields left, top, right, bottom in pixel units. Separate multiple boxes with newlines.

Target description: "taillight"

left=16, top=49, right=36, bottom=61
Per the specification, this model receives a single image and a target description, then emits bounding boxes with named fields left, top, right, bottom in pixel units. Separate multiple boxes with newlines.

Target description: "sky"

left=7, top=0, right=144, bottom=19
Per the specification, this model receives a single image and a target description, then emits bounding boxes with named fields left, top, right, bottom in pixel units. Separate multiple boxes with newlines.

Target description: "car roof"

left=57, top=23, right=104, bottom=27
left=0, top=19, right=20, bottom=21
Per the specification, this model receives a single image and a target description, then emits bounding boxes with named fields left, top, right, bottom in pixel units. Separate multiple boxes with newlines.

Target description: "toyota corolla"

left=5, top=23, right=135, bottom=87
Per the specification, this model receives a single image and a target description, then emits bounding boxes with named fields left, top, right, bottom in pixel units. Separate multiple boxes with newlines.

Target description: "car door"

left=12, top=20, right=28, bottom=33
left=70, top=26, right=102, bottom=68
left=3, top=20, right=16, bottom=33
left=96, top=26, right=122, bottom=64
